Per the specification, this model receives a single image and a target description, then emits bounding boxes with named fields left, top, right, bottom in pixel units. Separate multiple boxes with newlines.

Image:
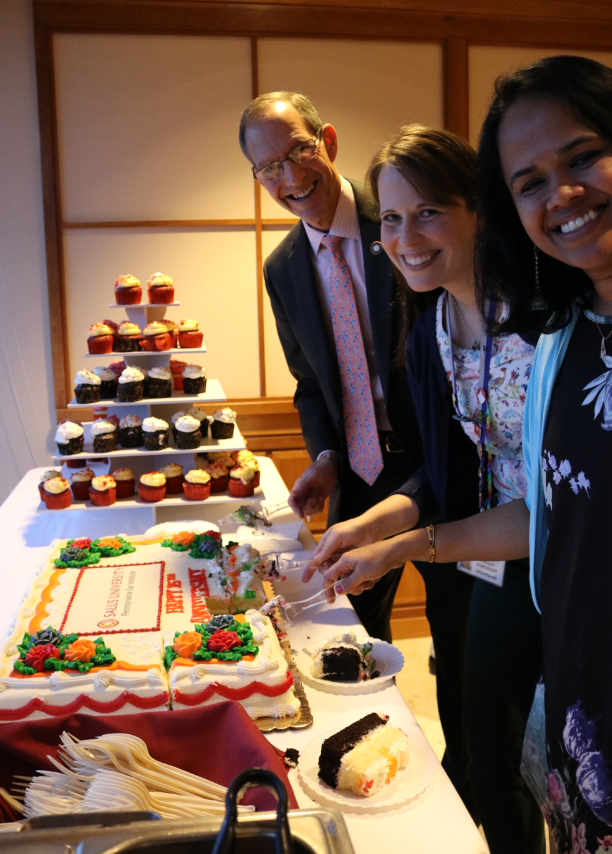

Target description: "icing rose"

left=213, top=408, right=236, bottom=423
left=55, top=421, right=84, bottom=442
left=147, top=367, right=171, bottom=380
left=64, top=638, right=97, bottom=663
left=73, top=538, right=91, bottom=550
left=24, top=643, right=60, bottom=671
left=207, top=630, right=241, bottom=653
left=142, top=417, right=168, bottom=433
left=185, top=469, right=210, bottom=485
left=119, top=367, right=144, bottom=384
left=140, top=471, right=166, bottom=487
left=197, top=533, right=222, bottom=558
left=88, top=322, right=113, bottom=338
left=91, top=476, right=116, bottom=492
left=30, top=628, right=63, bottom=647
left=115, top=274, right=140, bottom=289
left=93, top=366, right=116, bottom=382
left=44, top=477, right=70, bottom=495
left=90, top=419, right=116, bottom=436
left=175, top=415, right=200, bottom=434
left=111, top=468, right=134, bottom=481
left=160, top=463, right=183, bottom=478
left=205, top=615, right=235, bottom=632
left=172, top=531, right=195, bottom=546
left=120, top=414, right=142, bottom=428
left=172, top=631, right=203, bottom=658
left=147, top=272, right=173, bottom=288
left=70, top=468, right=95, bottom=483
left=178, top=319, right=199, bottom=332
left=97, top=536, right=122, bottom=549
left=59, top=546, right=89, bottom=563
left=117, top=321, right=141, bottom=337
left=74, top=370, right=101, bottom=386
left=143, top=321, right=168, bottom=337
left=183, top=364, right=206, bottom=379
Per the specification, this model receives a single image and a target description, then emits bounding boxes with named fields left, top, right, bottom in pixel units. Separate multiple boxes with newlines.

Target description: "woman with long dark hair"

left=307, top=124, right=545, bottom=853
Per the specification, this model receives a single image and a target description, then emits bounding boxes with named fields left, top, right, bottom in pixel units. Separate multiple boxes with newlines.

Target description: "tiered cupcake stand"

left=43, top=301, right=267, bottom=522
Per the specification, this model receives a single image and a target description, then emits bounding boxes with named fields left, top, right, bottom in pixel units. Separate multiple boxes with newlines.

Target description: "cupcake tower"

left=43, top=272, right=262, bottom=516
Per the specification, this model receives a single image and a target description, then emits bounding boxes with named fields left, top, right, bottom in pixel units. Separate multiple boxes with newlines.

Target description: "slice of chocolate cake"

left=311, top=632, right=377, bottom=682
left=319, top=712, right=409, bottom=797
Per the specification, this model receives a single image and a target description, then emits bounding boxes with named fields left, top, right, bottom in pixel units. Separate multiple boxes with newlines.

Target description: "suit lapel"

left=352, top=181, right=393, bottom=402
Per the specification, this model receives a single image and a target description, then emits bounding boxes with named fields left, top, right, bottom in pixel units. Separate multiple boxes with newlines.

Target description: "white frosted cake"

left=0, top=532, right=299, bottom=723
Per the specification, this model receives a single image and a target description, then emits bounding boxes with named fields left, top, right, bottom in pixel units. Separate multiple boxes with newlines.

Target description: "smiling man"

left=238, top=92, right=425, bottom=642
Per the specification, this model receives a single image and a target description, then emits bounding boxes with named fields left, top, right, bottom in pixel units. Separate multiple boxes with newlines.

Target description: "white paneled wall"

left=261, top=227, right=296, bottom=397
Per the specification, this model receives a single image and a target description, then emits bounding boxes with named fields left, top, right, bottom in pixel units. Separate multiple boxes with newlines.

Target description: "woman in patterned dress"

left=307, top=125, right=545, bottom=853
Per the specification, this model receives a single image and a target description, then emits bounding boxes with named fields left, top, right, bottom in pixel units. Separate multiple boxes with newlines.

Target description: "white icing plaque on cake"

left=60, top=562, right=165, bottom=635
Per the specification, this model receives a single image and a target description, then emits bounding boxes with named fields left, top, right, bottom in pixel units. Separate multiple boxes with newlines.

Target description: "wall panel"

left=257, top=39, right=444, bottom=219
left=262, top=227, right=297, bottom=398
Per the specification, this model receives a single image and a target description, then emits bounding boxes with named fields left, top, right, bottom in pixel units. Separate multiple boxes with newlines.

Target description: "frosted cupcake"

left=210, top=408, right=236, bottom=439
left=70, top=467, right=95, bottom=501
left=182, top=364, right=206, bottom=395
left=144, top=366, right=172, bottom=398
left=170, top=358, right=187, bottom=391
left=38, top=469, right=62, bottom=501
left=55, top=421, right=84, bottom=456
left=206, top=462, right=229, bottom=493
left=89, top=474, right=116, bottom=507
left=162, top=319, right=178, bottom=348
left=90, top=419, right=118, bottom=453
left=139, top=471, right=166, bottom=502
left=117, top=366, right=144, bottom=402
left=187, top=407, right=209, bottom=438
left=87, top=322, right=114, bottom=355
left=119, top=414, right=143, bottom=448
left=207, top=451, right=236, bottom=470
left=115, top=321, right=142, bottom=352
left=43, top=477, right=71, bottom=510
left=142, top=416, right=169, bottom=451
left=111, top=467, right=135, bottom=499
left=141, top=321, right=172, bottom=352
left=178, top=319, right=203, bottom=349
left=93, top=366, right=118, bottom=399
left=183, top=469, right=211, bottom=501
left=114, top=274, right=142, bottom=305
left=228, top=464, right=256, bottom=498
left=147, top=272, right=175, bottom=304
left=159, top=463, right=184, bottom=495
left=74, top=369, right=101, bottom=404
left=170, top=410, right=187, bottom=443
left=174, top=414, right=202, bottom=450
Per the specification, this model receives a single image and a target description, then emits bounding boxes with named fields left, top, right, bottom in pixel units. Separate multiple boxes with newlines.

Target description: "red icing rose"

left=24, top=643, right=60, bottom=671
left=206, top=530, right=221, bottom=541
left=72, top=538, right=91, bottom=550
left=207, top=630, right=241, bottom=653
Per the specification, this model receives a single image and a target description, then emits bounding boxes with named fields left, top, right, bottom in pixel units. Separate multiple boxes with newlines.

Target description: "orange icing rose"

left=64, top=638, right=97, bottom=663
left=172, top=531, right=195, bottom=547
left=173, top=631, right=203, bottom=659
left=97, top=537, right=122, bottom=549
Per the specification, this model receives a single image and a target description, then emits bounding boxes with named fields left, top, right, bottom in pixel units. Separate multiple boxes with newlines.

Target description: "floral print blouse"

left=435, top=293, right=535, bottom=505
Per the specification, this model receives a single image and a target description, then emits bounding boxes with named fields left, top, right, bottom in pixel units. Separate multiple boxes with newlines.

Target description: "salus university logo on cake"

left=60, top=562, right=165, bottom=635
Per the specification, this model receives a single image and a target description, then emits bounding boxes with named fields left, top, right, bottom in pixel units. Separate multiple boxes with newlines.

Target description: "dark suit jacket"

left=263, top=179, right=424, bottom=521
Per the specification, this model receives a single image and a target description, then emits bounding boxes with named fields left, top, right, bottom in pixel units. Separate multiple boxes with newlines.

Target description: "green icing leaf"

left=92, top=654, right=116, bottom=667
left=43, top=657, right=67, bottom=671
left=164, top=646, right=179, bottom=670
left=242, top=589, right=257, bottom=599
left=13, top=660, right=36, bottom=675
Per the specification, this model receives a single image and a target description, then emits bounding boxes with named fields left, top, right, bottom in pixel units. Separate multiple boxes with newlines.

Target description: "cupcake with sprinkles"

left=117, top=366, right=144, bottom=402
left=170, top=358, right=187, bottom=391
left=187, top=406, right=210, bottom=437
left=141, top=321, right=172, bottom=352
left=119, top=414, right=143, bottom=448
left=162, top=319, right=178, bottom=348
left=87, top=321, right=114, bottom=355
left=142, top=416, right=170, bottom=451
left=90, top=419, right=118, bottom=453
left=228, top=464, right=256, bottom=498
left=93, top=365, right=118, bottom=399
left=111, top=467, right=135, bottom=499
left=55, top=421, right=84, bottom=456
left=74, top=369, right=101, bottom=404
left=147, top=271, right=175, bottom=304
left=182, top=364, right=206, bottom=395
left=38, top=469, right=62, bottom=501
left=114, top=321, right=142, bottom=352
left=42, top=477, right=72, bottom=509
left=206, top=462, right=229, bottom=494
left=114, top=273, right=142, bottom=305
left=159, top=463, right=184, bottom=495
left=174, top=414, right=202, bottom=450
left=170, top=410, right=187, bottom=443
left=139, top=471, right=166, bottom=502
left=210, top=408, right=236, bottom=439
left=70, top=467, right=95, bottom=501
left=89, top=474, right=117, bottom=507
left=144, top=366, right=172, bottom=398
left=177, top=319, right=203, bottom=349
left=183, top=469, right=211, bottom=501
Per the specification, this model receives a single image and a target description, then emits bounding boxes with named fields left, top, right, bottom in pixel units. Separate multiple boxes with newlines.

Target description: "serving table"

left=0, top=459, right=487, bottom=854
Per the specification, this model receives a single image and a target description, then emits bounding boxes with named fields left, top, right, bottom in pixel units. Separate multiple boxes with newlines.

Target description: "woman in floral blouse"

left=306, top=125, right=544, bottom=853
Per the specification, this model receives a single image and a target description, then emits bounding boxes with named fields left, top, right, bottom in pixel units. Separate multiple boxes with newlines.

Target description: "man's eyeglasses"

left=252, top=133, right=321, bottom=185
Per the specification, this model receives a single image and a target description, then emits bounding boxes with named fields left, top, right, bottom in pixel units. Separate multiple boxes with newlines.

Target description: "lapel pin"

left=370, top=241, right=383, bottom=255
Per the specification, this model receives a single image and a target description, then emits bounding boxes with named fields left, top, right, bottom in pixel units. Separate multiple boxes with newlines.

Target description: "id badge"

left=457, top=560, right=505, bottom=587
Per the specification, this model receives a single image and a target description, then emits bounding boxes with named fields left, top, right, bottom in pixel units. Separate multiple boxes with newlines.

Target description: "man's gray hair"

left=238, top=91, right=323, bottom=161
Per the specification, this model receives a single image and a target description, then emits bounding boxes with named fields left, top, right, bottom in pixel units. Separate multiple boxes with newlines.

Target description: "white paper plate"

left=295, top=639, right=404, bottom=694
left=297, top=726, right=437, bottom=815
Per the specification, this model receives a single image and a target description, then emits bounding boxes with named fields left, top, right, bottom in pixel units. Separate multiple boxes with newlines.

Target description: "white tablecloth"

left=0, top=461, right=487, bottom=854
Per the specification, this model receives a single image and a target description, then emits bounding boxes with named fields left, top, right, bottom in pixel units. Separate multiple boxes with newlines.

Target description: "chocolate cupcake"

left=55, top=421, right=84, bottom=456
left=119, top=414, right=144, bottom=448
left=117, top=366, right=144, bottom=402
left=210, top=407, right=236, bottom=439
left=144, top=366, right=172, bottom=398
left=187, top=406, right=210, bottom=438
left=182, top=364, right=206, bottom=395
left=170, top=410, right=187, bottom=443
left=93, top=365, right=118, bottom=399
left=174, top=414, right=202, bottom=450
left=115, top=321, right=142, bottom=352
left=142, top=416, right=170, bottom=451
left=74, top=369, right=101, bottom=404
left=90, top=419, right=118, bottom=453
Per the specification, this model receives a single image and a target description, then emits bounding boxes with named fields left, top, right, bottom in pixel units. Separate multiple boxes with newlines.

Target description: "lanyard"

left=446, top=295, right=497, bottom=511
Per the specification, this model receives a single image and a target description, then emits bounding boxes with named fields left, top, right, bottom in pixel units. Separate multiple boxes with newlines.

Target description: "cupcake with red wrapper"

left=183, top=469, right=211, bottom=501
left=70, top=467, right=95, bottom=501
left=206, top=462, right=229, bottom=493
left=142, top=416, right=169, bottom=450
left=119, top=414, right=143, bottom=448
left=188, top=406, right=210, bottom=438
left=90, top=419, right=118, bottom=453
left=55, top=421, right=84, bottom=456
left=114, top=274, right=142, bottom=305
left=210, top=408, right=236, bottom=439
left=117, top=366, right=144, bottom=402
left=141, top=321, right=172, bottom=352
left=87, top=322, right=114, bottom=354
left=114, top=321, right=142, bottom=352
left=108, top=359, right=126, bottom=379
left=182, top=364, right=206, bottom=395
left=162, top=319, right=178, bottom=348
left=111, top=467, right=135, bottom=499
left=102, top=318, right=119, bottom=334
left=228, top=464, right=256, bottom=498
left=38, top=469, right=62, bottom=501
left=74, top=369, right=101, bottom=404
left=147, top=272, right=175, bottom=304
left=144, top=366, right=172, bottom=398
left=93, top=366, right=118, bottom=399
left=174, top=414, right=201, bottom=450
left=139, top=471, right=166, bottom=502
left=43, top=477, right=72, bottom=509
left=178, top=319, right=203, bottom=349
left=234, top=450, right=259, bottom=486
left=160, top=463, right=184, bottom=494
left=170, top=358, right=187, bottom=391
left=207, top=451, right=236, bottom=470
left=89, top=474, right=116, bottom=507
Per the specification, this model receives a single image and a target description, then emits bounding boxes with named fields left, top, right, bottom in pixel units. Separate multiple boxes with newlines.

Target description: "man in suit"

left=238, top=92, right=424, bottom=643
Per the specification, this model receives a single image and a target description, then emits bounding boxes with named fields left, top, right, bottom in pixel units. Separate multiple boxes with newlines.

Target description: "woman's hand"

left=301, top=516, right=375, bottom=584
left=320, top=539, right=403, bottom=599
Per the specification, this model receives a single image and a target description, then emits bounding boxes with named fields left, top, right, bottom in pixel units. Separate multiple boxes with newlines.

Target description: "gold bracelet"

left=426, top=524, right=436, bottom=563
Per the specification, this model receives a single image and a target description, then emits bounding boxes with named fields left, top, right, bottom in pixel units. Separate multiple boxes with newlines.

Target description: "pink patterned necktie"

left=321, top=234, right=383, bottom=485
